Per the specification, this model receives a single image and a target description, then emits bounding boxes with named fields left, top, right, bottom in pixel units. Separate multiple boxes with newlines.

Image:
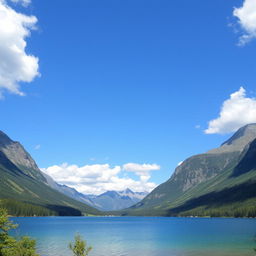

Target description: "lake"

left=11, top=217, right=256, bottom=256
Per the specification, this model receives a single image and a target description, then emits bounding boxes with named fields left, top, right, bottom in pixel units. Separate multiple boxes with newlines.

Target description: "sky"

left=0, top=0, right=256, bottom=194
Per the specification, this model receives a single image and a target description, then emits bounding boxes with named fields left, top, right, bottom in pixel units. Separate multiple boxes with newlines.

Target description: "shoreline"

left=10, top=215, right=256, bottom=219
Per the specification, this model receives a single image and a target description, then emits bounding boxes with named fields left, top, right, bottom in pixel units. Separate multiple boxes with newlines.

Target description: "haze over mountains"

left=41, top=171, right=148, bottom=211
left=86, top=189, right=148, bottom=211
left=0, top=124, right=256, bottom=217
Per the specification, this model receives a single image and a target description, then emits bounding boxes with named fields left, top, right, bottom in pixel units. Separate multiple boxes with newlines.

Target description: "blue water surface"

left=11, top=217, right=256, bottom=256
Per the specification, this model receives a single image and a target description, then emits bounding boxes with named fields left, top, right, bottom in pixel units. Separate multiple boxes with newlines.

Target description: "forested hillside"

left=0, top=131, right=100, bottom=216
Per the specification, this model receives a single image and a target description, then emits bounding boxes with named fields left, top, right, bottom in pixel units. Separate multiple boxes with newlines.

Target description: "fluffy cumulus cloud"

left=233, top=0, right=256, bottom=45
left=205, top=87, right=256, bottom=134
left=0, top=0, right=39, bottom=97
left=41, top=163, right=160, bottom=195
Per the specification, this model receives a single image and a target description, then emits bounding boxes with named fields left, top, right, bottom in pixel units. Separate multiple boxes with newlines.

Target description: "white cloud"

left=0, top=0, right=39, bottom=97
left=123, top=163, right=160, bottom=183
left=41, top=163, right=159, bottom=195
left=123, top=163, right=160, bottom=174
left=233, top=0, right=256, bottom=45
left=205, top=87, right=256, bottom=134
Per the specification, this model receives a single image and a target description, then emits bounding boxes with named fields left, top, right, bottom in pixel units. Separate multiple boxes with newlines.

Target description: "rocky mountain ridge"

left=121, top=123, right=256, bottom=216
left=0, top=131, right=100, bottom=216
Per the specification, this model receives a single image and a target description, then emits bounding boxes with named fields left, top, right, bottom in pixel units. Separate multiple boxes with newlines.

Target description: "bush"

left=69, top=234, right=92, bottom=256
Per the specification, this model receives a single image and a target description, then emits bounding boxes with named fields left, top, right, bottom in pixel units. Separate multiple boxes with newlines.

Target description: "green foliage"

left=172, top=203, right=256, bottom=218
left=1, top=236, right=39, bottom=256
left=69, top=234, right=92, bottom=256
left=0, top=208, right=39, bottom=256
left=0, top=208, right=17, bottom=255
left=0, top=200, right=55, bottom=217
left=0, top=208, right=17, bottom=232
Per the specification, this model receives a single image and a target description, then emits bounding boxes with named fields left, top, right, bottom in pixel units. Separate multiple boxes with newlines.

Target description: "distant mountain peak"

left=122, top=188, right=134, bottom=194
left=99, top=191, right=119, bottom=198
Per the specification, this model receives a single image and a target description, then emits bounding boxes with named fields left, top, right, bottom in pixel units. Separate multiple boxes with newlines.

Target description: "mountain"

left=41, top=172, right=99, bottom=208
left=0, top=131, right=101, bottom=216
left=41, top=170, right=147, bottom=211
left=42, top=177, right=148, bottom=211
left=0, top=131, right=46, bottom=183
left=87, top=188, right=148, bottom=211
left=121, top=124, right=256, bottom=217
left=118, top=188, right=147, bottom=201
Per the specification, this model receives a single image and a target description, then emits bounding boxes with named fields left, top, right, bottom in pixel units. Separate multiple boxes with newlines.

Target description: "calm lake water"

left=11, top=217, right=256, bottom=256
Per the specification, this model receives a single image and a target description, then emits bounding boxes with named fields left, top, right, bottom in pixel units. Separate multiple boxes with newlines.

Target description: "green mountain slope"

left=0, top=131, right=101, bottom=216
left=121, top=124, right=256, bottom=217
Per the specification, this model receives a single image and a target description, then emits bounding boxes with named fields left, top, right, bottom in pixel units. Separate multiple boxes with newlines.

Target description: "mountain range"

left=40, top=172, right=148, bottom=211
left=86, top=188, right=148, bottom=211
left=0, top=124, right=256, bottom=217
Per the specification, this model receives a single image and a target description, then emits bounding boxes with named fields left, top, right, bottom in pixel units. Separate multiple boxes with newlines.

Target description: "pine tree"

left=0, top=208, right=39, bottom=256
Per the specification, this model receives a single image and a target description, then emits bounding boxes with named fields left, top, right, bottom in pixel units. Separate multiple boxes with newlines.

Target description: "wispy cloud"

left=9, top=0, right=31, bottom=7
left=205, top=87, right=256, bottom=134
left=34, top=144, right=41, bottom=150
left=41, top=162, right=160, bottom=195
left=0, top=0, right=39, bottom=97
left=233, top=0, right=256, bottom=46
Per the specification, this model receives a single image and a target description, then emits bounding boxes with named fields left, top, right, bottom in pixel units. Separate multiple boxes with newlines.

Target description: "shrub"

left=69, top=234, right=92, bottom=256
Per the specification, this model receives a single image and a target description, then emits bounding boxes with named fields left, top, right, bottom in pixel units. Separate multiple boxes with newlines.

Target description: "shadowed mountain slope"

left=0, top=131, right=101, bottom=216
left=121, top=124, right=256, bottom=217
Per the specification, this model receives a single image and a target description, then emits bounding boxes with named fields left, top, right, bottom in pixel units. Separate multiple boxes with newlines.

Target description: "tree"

left=69, top=234, right=92, bottom=256
left=0, top=208, right=39, bottom=256
left=0, top=208, right=17, bottom=256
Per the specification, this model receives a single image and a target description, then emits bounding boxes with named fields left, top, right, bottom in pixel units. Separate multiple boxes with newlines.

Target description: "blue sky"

left=0, top=0, right=256, bottom=194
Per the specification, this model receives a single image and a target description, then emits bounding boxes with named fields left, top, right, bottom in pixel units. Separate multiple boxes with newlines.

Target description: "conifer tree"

left=69, top=234, right=92, bottom=256
left=0, top=208, right=39, bottom=256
